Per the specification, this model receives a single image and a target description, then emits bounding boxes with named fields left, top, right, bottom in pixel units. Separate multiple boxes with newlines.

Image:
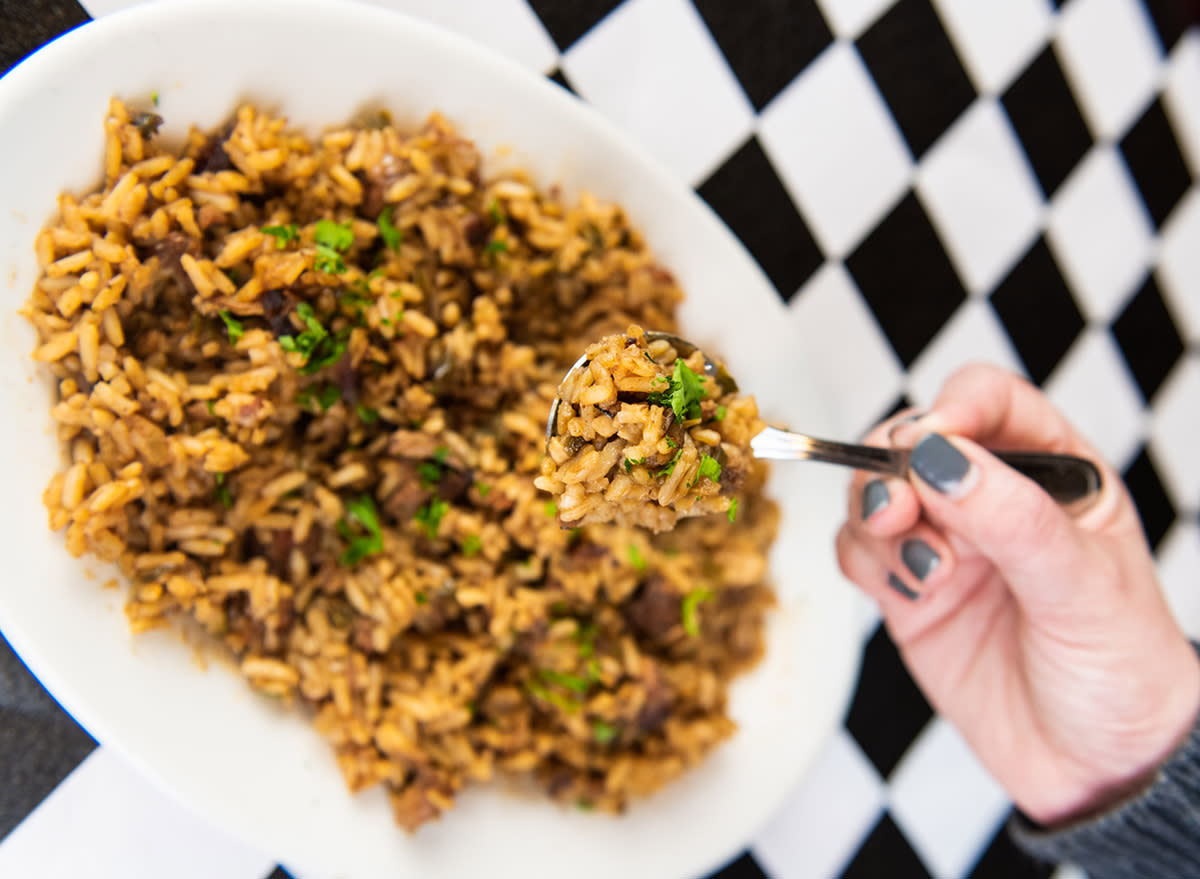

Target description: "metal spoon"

left=548, top=332, right=1102, bottom=509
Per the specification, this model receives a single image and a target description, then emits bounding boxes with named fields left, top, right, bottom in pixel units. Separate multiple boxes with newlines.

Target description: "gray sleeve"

left=1009, top=696, right=1200, bottom=878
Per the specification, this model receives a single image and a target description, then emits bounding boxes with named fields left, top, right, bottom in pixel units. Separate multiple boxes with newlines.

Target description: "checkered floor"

left=1, top=0, right=1198, bottom=877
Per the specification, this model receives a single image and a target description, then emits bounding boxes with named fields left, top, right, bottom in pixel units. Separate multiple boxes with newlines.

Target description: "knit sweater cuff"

left=1009, top=686, right=1200, bottom=876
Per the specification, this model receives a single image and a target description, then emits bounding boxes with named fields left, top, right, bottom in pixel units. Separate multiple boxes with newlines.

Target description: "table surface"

left=1, top=1, right=1197, bottom=877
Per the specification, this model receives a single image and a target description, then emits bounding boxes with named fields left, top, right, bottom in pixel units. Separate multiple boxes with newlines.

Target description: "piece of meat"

left=461, top=213, right=487, bottom=247
left=151, top=232, right=201, bottom=296
left=388, top=430, right=438, bottom=460
left=435, top=466, right=473, bottom=503
left=636, top=658, right=672, bottom=733
left=259, top=286, right=298, bottom=336
left=389, top=785, right=441, bottom=833
left=194, top=121, right=235, bottom=174
left=383, top=463, right=432, bottom=521
left=623, top=573, right=680, bottom=641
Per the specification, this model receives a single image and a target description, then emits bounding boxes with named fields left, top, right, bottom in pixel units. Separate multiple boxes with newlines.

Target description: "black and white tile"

left=1, top=1, right=1197, bottom=877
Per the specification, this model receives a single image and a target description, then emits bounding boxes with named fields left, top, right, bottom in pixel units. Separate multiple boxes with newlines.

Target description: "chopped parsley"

left=647, top=358, right=707, bottom=421
left=655, top=448, right=683, bottom=479
left=627, top=543, right=647, bottom=572
left=417, top=461, right=442, bottom=488
left=214, top=472, right=233, bottom=508
left=727, top=498, right=739, bottom=523
left=484, top=239, right=509, bottom=255
left=539, top=668, right=590, bottom=694
left=414, top=591, right=429, bottom=605
left=377, top=205, right=401, bottom=252
left=697, top=454, right=722, bottom=483
left=262, top=223, right=298, bottom=249
left=488, top=199, right=505, bottom=225
left=544, top=500, right=558, bottom=518
left=356, top=405, right=379, bottom=424
left=681, top=588, right=713, bottom=637
left=462, top=534, right=482, bottom=557
left=592, top=720, right=618, bottom=745
left=715, top=405, right=727, bottom=421
left=296, top=383, right=340, bottom=412
left=623, top=456, right=645, bottom=473
left=433, top=445, right=450, bottom=464
left=337, top=495, right=384, bottom=565
left=575, top=623, right=597, bottom=659
left=205, top=399, right=216, bottom=415
left=313, top=219, right=354, bottom=274
left=474, top=481, right=491, bottom=497
left=150, top=90, right=159, bottom=106
left=414, top=498, right=449, bottom=539
left=526, top=681, right=578, bottom=713
left=278, top=302, right=349, bottom=374
left=217, top=310, right=244, bottom=344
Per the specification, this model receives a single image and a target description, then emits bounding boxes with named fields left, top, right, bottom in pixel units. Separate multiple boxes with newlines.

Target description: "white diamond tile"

left=931, top=0, right=1054, bottom=94
left=1046, top=146, right=1155, bottom=322
left=759, top=43, right=913, bottom=260
left=814, top=0, right=899, bottom=39
left=1054, top=0, right=1163, bottom=140
left=0, top=749, right=274, bottom=879
left=752, top=729, right=887, bottom=879
left=889, top=718, right=1011, bottom=879
left=907, top=300, right=1024, bottom=409
left=1053, top=866, right=1091, bottom=879
left=1044, top=329, right=1146, bottom=472
left=380, top=0, right=558, bottom=73
left=1158, top=187, right=1200, bottom=346
left=915, top=99, right=1044, bottom=295
left=787, top=262, right=906, bottom=437
left=562, top=0, right=755, bottom=187
left=1150, top=356, right=1200, bottom=513
left=1164, top=31, right=1200, bottom=175
left=1158, top=520, right=1200, bottom=641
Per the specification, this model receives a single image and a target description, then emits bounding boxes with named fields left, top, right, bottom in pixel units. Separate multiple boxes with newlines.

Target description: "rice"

left=23, top=98, right=779, bottom=831
left=536, top=326, right=762, bottom=532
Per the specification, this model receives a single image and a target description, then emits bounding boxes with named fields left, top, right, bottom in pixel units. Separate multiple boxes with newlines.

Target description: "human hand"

left=836, top=364, right=1200, bottom=825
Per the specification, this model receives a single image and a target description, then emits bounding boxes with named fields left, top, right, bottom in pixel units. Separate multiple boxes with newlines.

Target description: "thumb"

left=906, top=432, right=1101, bottom=616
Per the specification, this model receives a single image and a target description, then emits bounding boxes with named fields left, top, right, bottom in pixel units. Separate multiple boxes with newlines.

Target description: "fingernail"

left=861, top=480, right=890, bottom=520
left=887, top=410, right=929, bottom=444
left=901, top=539, right=940, bottom=581
left=910, top=433, right=972, bottom=496
left=887, top=572, right=919, bottom=600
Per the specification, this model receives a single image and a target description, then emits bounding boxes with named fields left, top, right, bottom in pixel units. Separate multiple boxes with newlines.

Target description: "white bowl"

left=0, top=2, right=861, bottom=877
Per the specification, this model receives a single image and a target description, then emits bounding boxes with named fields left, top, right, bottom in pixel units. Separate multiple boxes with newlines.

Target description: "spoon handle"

left=750, top=428, right=1102, bottom=509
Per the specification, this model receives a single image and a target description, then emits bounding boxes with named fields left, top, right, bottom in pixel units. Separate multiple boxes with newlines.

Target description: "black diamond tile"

left=1111, top=274, right=1186, bottom=403
left=840, top=813, right=931, bottom=879
left=264, top=869, right=295, bottom=879
left=968, top=817, right=1057, bottom=879
left=693, top=0, right=834, bottom=111
left=1142, top=0, right=1194, bottom=53
left=546, top=67, right=577, bottom=96
left=696, top=136, right=823, bottom=303
left=856, top=0, right=975, bottom=158
left=845, top=192, right=967, bottom=368
left=1122, top=445, right=1177, bottom=552
left=526, top=0, right=623, bottom=52
left=990, top=237, right=1086, bottom=386
left=844, top=623, right=934, bottom=778
left=0, top=0, right=90, bottom=76
left=1002, top=45, right=1093, bottom=199
left=705, top=851, right=769, bottom=879
left=1120, top=97, right=1194, bottom=229
left=0, top=706, right=97, bottom=840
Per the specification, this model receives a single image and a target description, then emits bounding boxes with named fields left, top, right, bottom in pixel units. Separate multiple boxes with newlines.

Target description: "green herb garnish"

left=627, top=543, right=647, bottom=572
left=727, top=498, right=739, bottom=523
left=696, top=454, right=721, bottom=483
left=377, top=205, right=401, bottom=252
left=415, top=591, right=429, bottom=605
left=151, top=91, right=159, bottom=106
left=475, top=481, right=491, bottom=497
left=544, top=500, right=558, bottom=518
left=656, top=449, right=683, bottom=478
left=313, top=219, right=354, bottom=274
left=623, top=456, right=645, bottom=473
left=433, top=445, right=450, bottom=464
left=279, top=302, right=349, bottom=373
left=592, top=720, right=618, bottom=745
left=462, top=534, right=482, bottom=557
left=417, top=461, right=442, bottom=488
left=681, top=588, right=713, bottom=637
left=414, top=498, right=449, bottom=539
left=218, top=310, right=244, bottom=344
left=575, top=623, right=597, bottom=659
left=214, top=472, right=233, bottom=508
left=484, top=239, right=509, bottom=254
left=715, top=405, right=727, bottom=421
left=262, top=223, right=298, bottom=249
left=356, top=405, right=379, bottom=424
left=337, top=495, right=384, bottom=565
left=526, top=681, right=578, bottom=713
left=488, top=199, right=504, bottom=225
left=206, top=399, right=216, bottom=415
left=646, top=358, right=707, bottom=421
left=539, top=669, right=590, bottom=694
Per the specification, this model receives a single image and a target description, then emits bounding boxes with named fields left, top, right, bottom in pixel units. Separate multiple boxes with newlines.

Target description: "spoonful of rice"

left=536, top=326, right=1101, bottom=532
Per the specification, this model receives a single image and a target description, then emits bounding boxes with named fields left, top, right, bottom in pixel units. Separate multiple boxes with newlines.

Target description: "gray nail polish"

left=910, top=433, right=971, bottom=494
left=861, top=479, right=890, bottom=520
left=901, top=539, right=940, bottom=581
left=887, top=572, right=919, bottom=600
